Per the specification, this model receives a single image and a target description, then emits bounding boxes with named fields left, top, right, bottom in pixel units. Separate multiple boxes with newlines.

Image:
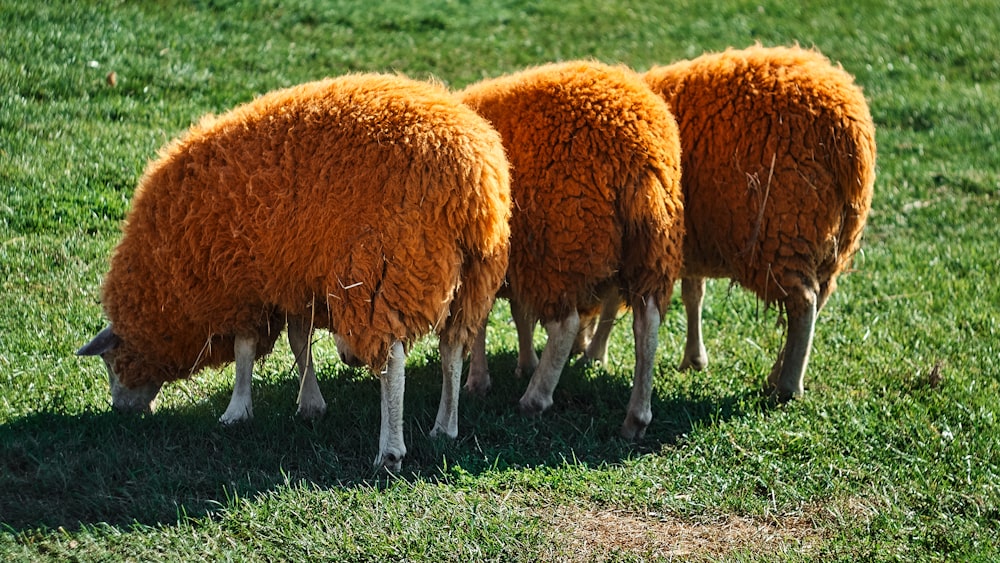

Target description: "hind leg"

left=622, top=295, right=660, bottom=440
left=518, top=310, right=580, bottom=415
left=767, top=286, right=817, bottom=401
left=288, top=316, right=326, bottom=420
left=678, top=277, right=708, bottom=371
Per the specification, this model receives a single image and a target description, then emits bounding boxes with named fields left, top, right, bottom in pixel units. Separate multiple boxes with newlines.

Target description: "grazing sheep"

left=459, top=61, right=685, bottom=439
left=77, top=74, right=511, bottom=470
left=640, top=45, right=876, bottom=400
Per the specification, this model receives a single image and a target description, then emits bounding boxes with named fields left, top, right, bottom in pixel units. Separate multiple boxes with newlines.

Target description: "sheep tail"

left=618, top=164, right=685, bottom=318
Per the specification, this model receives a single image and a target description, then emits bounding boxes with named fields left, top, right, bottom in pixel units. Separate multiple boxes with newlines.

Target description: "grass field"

left=2, top=0, right=999, bottom=560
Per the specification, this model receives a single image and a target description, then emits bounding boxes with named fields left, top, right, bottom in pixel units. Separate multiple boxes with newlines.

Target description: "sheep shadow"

left=0, top=349, right=760, bottom=533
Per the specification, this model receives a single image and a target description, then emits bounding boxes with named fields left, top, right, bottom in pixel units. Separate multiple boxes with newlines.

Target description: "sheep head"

left=77, top=325, right=163, bottom=414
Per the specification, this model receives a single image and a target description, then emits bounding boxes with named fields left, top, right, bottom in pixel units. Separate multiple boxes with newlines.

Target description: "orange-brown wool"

left=458, top=61, right=684, bottom=323
left=644, top=45, right=876, bottom=305
left=100, top=74, right=511, bottom=389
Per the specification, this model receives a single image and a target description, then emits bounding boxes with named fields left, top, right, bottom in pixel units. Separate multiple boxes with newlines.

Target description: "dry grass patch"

left=546, top=497, right=880, bottom=561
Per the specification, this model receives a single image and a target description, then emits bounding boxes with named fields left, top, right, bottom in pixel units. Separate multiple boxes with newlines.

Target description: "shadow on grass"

left=0, top=350, right=761, bottom=532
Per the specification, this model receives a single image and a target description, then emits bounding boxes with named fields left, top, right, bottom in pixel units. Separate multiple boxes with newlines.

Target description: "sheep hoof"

left=765, top=359, right=804, bottom=402
left=375, top=452, right=404, bottom=472
left=767, top=384, right=803, bottom=404
left=678, top=353, right=708, bottom=372
left=218, top=410, right=252, bottom=426
left=578, top=351, right=609, bottom=368
left=620, top=413, right=650, bottom=441
left=428, top=424, right=458, bottom=440
left=296, top=401, right=327, bottom=421
left=463, top=377, right=492, bottom=396
left=518, top=394, right=551, bottom=416
left=513, top=364, right=536, bottom=379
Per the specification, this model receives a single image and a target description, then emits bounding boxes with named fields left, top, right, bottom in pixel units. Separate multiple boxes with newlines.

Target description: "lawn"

left=1, top=0, right=998, bottom=560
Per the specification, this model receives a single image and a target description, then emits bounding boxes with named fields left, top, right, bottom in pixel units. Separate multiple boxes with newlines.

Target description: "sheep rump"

left=459, top=61, right=685, bottom=439
left=642, top=45, right=876, bottom=399
left=79, top=73, right=511, bottom=469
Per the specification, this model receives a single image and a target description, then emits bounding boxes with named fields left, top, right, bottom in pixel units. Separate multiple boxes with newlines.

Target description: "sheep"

left=637, top=45, right=876, bottom=400
left=458, top=61, right=685, bottom=439
left=77, top=73, right=512, bottom=470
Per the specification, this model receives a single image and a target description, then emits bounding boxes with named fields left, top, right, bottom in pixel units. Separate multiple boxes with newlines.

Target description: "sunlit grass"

left=2, top=0, right=998, bottom=560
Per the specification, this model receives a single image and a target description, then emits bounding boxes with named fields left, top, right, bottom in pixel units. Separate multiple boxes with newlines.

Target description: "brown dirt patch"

left=544, top=497, right=879, bottom=561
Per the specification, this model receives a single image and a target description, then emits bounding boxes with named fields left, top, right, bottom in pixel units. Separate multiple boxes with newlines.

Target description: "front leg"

left=570, top=309, right=598, bottom=357
left=463, top=316, right=492, bottom=396
left=511, top=298, right=540, bottom=378
left=220, top=333, right=257, bottom=425
left=582, top=293, right=622, bottom=365
left=288, top=315, right=326, bottom=420
left=431, top=335, right=463, bottom=439
left=375, top=340, right=407, bottom=471
left=622, top=296, right=659, bottom=440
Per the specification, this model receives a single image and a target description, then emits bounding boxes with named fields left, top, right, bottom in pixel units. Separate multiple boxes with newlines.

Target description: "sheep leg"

left=518, top=310, right=580, bottom=415
left=678, top=277, right=709, bottom=371
left=463, top=317, right=492, bottom=395
left=511, top=299, right=540, bottom=378
left=622, top=296, right=660, bottom=440
left=220, top=333, right=257, bottom=425
left=582, top=294, right=621, bottom=365
left=375, top=340, right=407, bottom=471
left=767, top=289, right=817, bottom=401
left=431, top=336, right=463, bottom=439
left=288, top=316, right=326, bottom=420
left=570, top=311, right=598, bottom=357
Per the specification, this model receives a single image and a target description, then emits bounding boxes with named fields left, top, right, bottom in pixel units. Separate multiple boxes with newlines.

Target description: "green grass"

left=2, top=0, right=999, bottom=560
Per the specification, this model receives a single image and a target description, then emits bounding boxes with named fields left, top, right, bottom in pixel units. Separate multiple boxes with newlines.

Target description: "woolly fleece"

left=643, top=45, right=876, bottom=306
left=458, top=61, right=684, bottom=323
left=99, top=74, right=511, bottom=389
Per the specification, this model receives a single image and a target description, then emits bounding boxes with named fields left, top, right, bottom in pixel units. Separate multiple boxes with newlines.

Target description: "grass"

left=1, top=0, right=999, bottom=560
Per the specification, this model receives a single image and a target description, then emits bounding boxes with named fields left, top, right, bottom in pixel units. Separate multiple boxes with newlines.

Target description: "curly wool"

left=644, top=45, right=876, bottom=305
left=101, top=74, right=511, bottom=389
left=458, top=61, right=684, bottom=322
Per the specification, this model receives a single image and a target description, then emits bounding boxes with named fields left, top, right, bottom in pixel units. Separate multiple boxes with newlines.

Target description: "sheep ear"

left=77, top=325, right=121, bottom=356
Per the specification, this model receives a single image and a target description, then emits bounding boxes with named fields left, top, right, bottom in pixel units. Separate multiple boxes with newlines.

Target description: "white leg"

left=511, top=299, right=540, bottom=378
left=463, top=317, right=492, bottom=395
left=375, top=340, right=407, bottom=471
left=622, top=296, right=660, bottom=440
left=518, top=310, right=580, bottom=415
left=431, top=336, right=463, bottom=439
left=288, top=316, right=326, bottom=419
left=583, top=295, right=621, bottom=365
left=768, top=289, right=817, bottom=401
left=678, top=277, right=709, bottom=371
left=220, top=333, right=257, bottom=425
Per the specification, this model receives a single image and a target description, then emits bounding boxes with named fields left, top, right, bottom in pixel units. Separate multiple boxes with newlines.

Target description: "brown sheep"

left=639, top=45, right=877, bottom=400
left=77, top=74, right=512, bottom=470
left=458, top=61, right=685, bottom=439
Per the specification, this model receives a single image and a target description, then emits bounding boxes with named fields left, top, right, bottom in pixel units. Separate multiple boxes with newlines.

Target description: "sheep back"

left=101, top=74, right=510, bottom=389
left=644, top=45, right=876, bottom=304
left=459, top=61, right=684, bottom=322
